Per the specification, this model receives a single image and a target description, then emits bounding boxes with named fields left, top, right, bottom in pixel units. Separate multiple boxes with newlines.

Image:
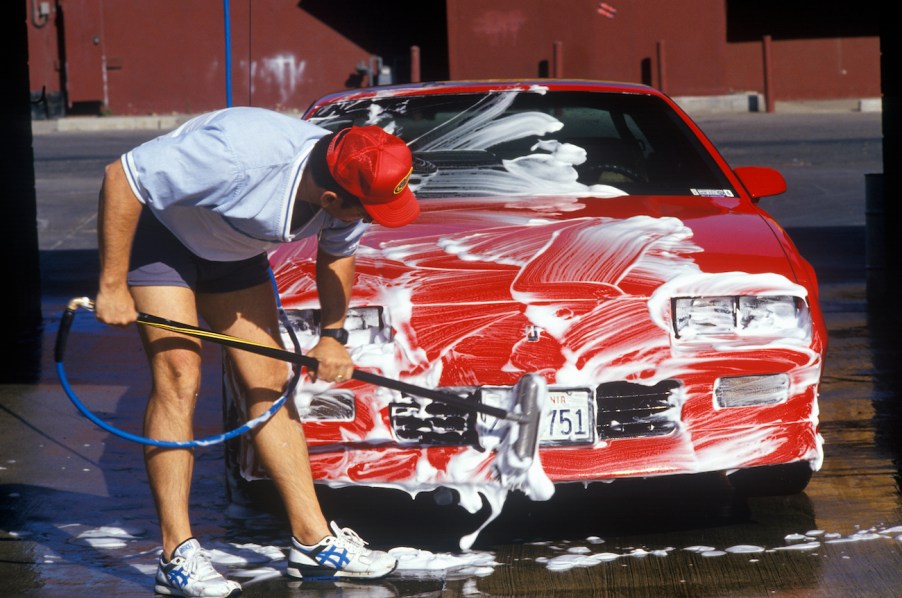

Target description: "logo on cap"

left=393, top=168, right=413, bottom=195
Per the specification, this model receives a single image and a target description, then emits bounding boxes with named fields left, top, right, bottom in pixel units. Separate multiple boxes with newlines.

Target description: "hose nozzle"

left=56, top=297, right=95, bottom=362
left=66, top=297, right=95, bottom=312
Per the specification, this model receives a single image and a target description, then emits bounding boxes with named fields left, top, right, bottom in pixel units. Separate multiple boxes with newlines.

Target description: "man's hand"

left=94, top=285, right=138, bottom=327
left=306, top=337, right=354, bottom=382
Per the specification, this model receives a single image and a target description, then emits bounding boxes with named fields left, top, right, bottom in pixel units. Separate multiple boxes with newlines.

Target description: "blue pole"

left=223, top=0, right=233, bottom=107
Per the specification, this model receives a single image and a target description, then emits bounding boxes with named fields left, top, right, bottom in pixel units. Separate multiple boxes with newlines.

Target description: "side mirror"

left=733, top=166, right=787, bottom=201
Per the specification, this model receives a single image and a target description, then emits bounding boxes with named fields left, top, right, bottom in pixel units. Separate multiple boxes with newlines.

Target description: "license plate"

left=542, top=389, right=594, bottom=444
left=479, top=386, right=594, bottom=445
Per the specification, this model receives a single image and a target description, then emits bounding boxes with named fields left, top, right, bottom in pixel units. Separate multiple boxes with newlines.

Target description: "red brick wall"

left=26, top=0, right=879, bottom=117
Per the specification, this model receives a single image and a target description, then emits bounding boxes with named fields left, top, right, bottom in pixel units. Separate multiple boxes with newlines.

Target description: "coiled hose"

left=55, top=296, right=301, bottom=448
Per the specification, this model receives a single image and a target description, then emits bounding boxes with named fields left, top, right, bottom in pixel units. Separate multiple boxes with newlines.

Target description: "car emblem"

left=525, top=325, right=542, bottom=342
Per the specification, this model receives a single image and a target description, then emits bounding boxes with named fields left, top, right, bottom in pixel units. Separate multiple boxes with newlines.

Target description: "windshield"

left=307, top=89, right=734, bottom=199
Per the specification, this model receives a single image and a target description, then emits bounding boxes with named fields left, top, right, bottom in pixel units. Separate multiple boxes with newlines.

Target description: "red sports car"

left=225, top=80, right=825, bottom=528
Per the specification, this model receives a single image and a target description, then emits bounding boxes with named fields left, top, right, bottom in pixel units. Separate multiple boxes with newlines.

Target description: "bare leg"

left=199, top=282, right=331, bottom=545
left=132, top=285, right=203, bottom=560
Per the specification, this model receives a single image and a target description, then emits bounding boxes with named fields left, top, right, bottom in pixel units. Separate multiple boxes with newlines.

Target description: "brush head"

left=488, top=373, right=553, bottom=501
left=510, top=373, right=546, bottom=462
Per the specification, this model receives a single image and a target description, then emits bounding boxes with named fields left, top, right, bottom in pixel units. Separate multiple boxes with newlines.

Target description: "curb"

left=31, top=96, right=882, bottom=135
left=32, top=114, right=196, bottom=135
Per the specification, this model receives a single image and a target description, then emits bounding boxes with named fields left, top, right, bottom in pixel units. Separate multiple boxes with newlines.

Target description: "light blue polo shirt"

left=121, top=107, right=368, bottom=261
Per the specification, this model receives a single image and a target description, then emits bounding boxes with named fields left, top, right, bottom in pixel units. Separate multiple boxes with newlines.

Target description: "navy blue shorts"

left=128, top=208, right=272, bottom=293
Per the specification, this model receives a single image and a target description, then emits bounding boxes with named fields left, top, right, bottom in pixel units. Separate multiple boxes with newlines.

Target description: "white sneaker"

left=154, top=538, right=242, bottom=597
left=287, top=521, right=397, bottom=580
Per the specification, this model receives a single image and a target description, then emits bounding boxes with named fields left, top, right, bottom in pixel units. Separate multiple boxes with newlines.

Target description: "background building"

left=27, top=0, right=879, bottom=119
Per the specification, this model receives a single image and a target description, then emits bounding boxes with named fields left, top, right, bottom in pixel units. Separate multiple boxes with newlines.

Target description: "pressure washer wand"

left=59, top=296, right=546, bottom=462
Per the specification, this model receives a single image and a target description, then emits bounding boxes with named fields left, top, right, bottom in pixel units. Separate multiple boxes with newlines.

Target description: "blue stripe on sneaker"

left=315, top=545, right=351, bottom=569
left=167, top=565, right=190, bottom=589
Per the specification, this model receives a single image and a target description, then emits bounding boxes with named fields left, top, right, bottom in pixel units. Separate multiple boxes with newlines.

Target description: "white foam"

left=40, top=518, right=902, bottom=581
left=725, top=544, right=765, bottom=554
left=390, top=546, right=497, bottom=576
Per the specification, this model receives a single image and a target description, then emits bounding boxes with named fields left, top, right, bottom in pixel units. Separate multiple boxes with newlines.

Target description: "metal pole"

left=656, top=40, right=667, bottom=93
left=763, top=34, right=774, bottom=113
left=410, top=45, right=421, bottom=82
left=224, top=0, right=233, bottom=107
left=553, top=41, right=564, bottom=78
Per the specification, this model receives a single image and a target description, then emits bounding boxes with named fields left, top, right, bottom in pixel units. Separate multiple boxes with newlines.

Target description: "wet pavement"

left=4, top=110, right=902, bottom=596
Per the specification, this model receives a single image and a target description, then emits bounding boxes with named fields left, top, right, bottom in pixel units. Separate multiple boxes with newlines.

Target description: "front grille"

left=595, top=380, right=681, bottom=439
left=389, top=380, right=682, bottom=446
left=390, top=395, right=479, bottom=447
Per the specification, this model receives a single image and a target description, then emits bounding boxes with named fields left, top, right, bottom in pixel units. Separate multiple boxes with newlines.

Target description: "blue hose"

left=55, top=286, right=300, bottom=448
left=56, top=360, right=295, bottom=448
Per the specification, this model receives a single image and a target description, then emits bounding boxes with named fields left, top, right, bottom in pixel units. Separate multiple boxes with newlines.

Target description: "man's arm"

left=305, top=248, right=356, bottom=382
left=95, top=160, right=143, bottom=326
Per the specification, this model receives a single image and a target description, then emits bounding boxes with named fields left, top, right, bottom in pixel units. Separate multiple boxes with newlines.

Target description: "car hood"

left=272, top=192, right=812, bottom=385
left=348, top=193, right=795, bottom=291
left=274, top=194, right=798, bottom=302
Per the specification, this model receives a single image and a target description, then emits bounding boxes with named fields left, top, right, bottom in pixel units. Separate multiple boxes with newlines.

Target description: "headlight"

left=672, top=295, right=806, bottom=340
left=714, top=374, right=789, bottom=408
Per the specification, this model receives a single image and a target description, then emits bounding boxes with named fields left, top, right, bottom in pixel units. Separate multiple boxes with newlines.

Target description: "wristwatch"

left=320, top=327, right=349, bottom=345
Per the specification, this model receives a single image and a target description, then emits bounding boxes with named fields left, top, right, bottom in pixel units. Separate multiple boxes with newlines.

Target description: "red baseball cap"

left=326, top=126, right=419, bottom=228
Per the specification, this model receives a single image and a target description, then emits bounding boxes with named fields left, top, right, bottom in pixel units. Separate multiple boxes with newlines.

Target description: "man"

left=94, top=107, right=419, bottom=597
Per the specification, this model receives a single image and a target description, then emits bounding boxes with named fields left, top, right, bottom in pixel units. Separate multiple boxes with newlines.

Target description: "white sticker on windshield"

left=691, top=188, right=735, bottom=197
